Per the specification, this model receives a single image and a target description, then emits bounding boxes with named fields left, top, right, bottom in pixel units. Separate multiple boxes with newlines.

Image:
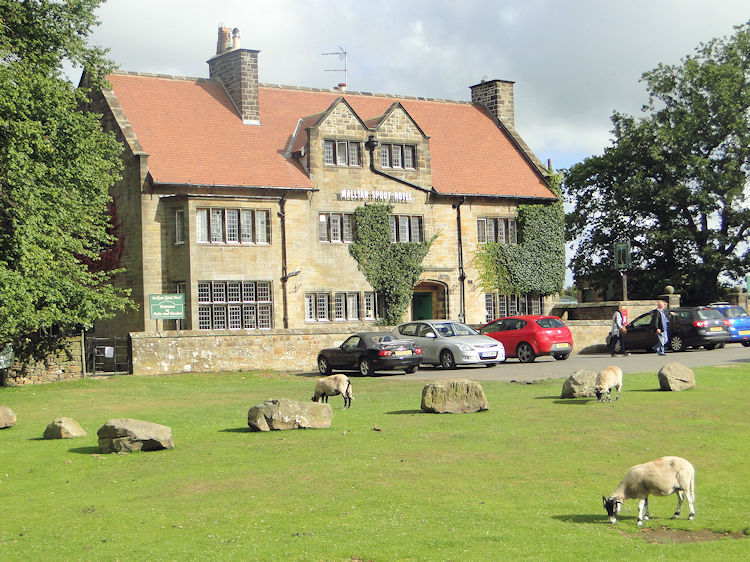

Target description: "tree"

left=0, top=0, right=132, bottom=358
left=564, top=21, right=750, bottom=304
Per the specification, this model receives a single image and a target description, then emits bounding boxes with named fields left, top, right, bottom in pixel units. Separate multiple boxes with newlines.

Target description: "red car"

left=478, top=315, right=573, bottom=363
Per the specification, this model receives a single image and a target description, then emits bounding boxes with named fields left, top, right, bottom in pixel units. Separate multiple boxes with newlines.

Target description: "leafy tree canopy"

left=564, top=21, right=750, bottom=304
left=0, top=0, right=132, bottom=357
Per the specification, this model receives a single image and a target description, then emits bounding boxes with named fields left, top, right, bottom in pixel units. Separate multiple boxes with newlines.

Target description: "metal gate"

left=85, top=336, right=132, bottom=375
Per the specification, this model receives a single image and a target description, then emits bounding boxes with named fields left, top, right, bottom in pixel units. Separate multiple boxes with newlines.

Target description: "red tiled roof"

left=105, top=73, right=555, bottom=199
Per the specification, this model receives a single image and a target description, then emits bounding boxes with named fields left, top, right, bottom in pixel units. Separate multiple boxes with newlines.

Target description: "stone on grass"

left=0, top=406, right=16, bottom=429
left=561, top=369, right=598, bottom=398
left=97, top=418, right=174, bottom=453
left=247, top=398, right=332, bottom=431
left=44, top=417, right=87, bottom=439
left=658, top=362, right=696, bottom=391
left=420, top=379, right=489, bottom=413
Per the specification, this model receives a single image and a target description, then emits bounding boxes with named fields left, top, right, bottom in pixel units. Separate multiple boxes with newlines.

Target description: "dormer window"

left=323, top=140, right=362, bottom=167
left=380, top=144, right=417, bottom=169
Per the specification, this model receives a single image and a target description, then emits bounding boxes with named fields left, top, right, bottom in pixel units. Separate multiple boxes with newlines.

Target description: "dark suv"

left=610, top=306, right=731, bottom=353
left=706, top=303, right=750, bottom=347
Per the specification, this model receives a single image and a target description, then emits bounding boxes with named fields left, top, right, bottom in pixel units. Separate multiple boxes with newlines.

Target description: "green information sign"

left=614, top=240, right=630, bottom=270
left=149, top=294, right=185, bottom=320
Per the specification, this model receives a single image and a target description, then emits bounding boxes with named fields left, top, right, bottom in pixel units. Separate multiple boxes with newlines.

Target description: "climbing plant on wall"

left=349, top=203, right=436, bottom=325
left=474, top=172, right=566, bottom=297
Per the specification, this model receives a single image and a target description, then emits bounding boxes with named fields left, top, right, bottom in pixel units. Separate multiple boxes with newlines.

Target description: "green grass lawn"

left=1, top=366, right=749, bottom=560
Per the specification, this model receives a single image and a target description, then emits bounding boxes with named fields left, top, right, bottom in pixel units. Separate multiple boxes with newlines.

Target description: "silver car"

left=394, top=320, right=505, bottom=368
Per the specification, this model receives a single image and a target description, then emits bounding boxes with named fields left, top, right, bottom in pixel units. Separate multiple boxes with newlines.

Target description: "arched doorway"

left=412, top=280, right=448, bottom=320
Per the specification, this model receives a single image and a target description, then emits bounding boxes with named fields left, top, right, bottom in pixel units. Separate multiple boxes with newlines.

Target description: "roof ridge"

left=110, top=70, right=473, bottom=105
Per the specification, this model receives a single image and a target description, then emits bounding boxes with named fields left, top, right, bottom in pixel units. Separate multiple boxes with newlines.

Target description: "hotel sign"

left=338, top=189, right=414, bottom=203
left=149, top=294, right=185, bottom=320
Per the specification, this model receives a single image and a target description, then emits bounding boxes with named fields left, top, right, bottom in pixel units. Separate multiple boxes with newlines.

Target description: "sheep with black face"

left=603, top=456, right=695, bottom=526
left=312, top=374, right=353, bottom=408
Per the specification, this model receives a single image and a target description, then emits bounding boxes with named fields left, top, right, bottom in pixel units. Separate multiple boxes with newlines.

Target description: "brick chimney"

left=208, top=26, right=260, bottom=125
left=470, top=79, right=515, bottom=129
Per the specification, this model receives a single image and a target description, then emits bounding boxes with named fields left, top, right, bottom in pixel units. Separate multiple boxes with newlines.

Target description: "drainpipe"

left=453, top=198, right=467, bottom=322
left=278, top=197, right=290, bottom=329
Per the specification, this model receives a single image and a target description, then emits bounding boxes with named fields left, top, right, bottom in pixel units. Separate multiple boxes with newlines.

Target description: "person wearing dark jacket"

left=650, top=300, right=669, bottom=356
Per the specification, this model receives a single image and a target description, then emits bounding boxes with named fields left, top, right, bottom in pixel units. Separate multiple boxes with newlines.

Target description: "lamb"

left=595, top=365, right=623, bottom=402
left=603, top=456, right=695, bottom=526
left=312, top=374, right=353, bottom=408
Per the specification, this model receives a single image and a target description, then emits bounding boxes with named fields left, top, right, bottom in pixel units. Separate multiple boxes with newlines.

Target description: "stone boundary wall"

left=131, top=321, right=613, bottom=376
left=131, top=327, right=386, bottom=375
left=1, top=336, right=85, bottom=387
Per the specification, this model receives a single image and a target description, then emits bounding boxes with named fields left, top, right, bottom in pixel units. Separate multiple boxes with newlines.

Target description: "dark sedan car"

left=317, top=332, right=422, bottom=376
left=610, top=306, right=731, bottom=353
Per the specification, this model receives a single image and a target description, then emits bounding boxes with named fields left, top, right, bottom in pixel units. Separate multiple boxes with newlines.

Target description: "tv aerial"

left=322, top=45, right=348, bottom=87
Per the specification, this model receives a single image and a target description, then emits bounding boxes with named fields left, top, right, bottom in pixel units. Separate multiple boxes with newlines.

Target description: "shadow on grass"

left=68, top=446, right=101, bottom=455
left=219, top=427, right=253, bottom=433
left=385, top=409, right=424, bottom=415
left=552, top=514, right=608, bottom=525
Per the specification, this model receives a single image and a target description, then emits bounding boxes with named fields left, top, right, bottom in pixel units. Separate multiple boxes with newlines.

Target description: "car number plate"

left=395, top=350, right=411, bottom=356
left=480, top=352, right=497, bottom=359
left=709, top=327, right=722, bottom=332
left=739, top=330, right=750, bottom=335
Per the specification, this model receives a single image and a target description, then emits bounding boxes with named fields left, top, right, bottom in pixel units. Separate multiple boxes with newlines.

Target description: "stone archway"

left=412, top=280, right=448, bottom=320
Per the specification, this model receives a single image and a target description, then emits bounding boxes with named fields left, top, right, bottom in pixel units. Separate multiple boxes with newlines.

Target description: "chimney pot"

left=232, top=28, right=241, bottom=50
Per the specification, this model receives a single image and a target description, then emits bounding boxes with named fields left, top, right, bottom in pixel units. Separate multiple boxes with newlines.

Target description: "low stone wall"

left=566, top=321, right=610, bottom=355
left=131, top=326, right=386, bottom=375
left=131, top=321, right=613, bottom=376
left=1, top=337, right=86, bottom=387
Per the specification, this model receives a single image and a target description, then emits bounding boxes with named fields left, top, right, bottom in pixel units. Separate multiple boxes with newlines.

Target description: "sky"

left=80, top=0, right=750, bottom=286
left=84, top=0, right=750, bottom=171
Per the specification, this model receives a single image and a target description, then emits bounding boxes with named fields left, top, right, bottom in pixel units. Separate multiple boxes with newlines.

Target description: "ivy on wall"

left=474, top=172, right=566, bottom=297
left=349, top=203, right=435, bottom=325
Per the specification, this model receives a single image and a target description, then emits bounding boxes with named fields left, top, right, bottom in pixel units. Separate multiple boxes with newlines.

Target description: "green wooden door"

left=412, top=292, right=433, bottom=320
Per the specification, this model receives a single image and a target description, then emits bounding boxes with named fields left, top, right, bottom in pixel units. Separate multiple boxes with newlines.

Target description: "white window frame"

left=319, top=213, right=354, bottom=243
left=390, top=215, right=424, bottom=243
left=324, top=139, right=362, bottom=167
left=175, top=210, right=185, bottom=244
left=197, top=208, right=270, bottom=245
left=197, top=281, right=273, bottom=330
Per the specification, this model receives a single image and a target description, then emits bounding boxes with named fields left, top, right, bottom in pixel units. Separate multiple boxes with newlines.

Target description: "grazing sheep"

left=595, top=365, right=623, bottom=402
left=603, top=456, right=695, bottom=526
left=312, top=374, right=353, bottom=408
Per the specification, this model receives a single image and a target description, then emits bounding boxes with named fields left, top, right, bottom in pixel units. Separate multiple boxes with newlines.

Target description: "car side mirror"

left=426, top=332, right=436, bottom=338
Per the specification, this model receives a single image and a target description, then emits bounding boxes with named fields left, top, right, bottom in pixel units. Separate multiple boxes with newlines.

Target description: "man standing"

left=650, top=300, right=669, bottom=356
left=610, top=304, right=629, bottom=356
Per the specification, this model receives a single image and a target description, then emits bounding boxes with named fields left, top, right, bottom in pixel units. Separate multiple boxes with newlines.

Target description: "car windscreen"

left=723, top=306, right=748, bottom=319
left=697, top=309, right=724, bottom=321
left=536, top=318, right=565, bottom=329
left=434, top=322, right=478, bottom=336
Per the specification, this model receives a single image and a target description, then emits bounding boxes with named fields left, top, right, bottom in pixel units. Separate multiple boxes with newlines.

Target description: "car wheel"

left=553, top=353, right=570, bottom=361
left=359, top=358, right=373, bottom=377
left=669, top=335, right=684, bottom=352
left=440, top=350, right=456, bottom=369
left=742, top=341, right=750, bottom=347
left=317, top=355, right=331, bottom=375
left=516, top=342, right=536, bottom=363
left=404, top=365, right=418, bottom=374
left=612, top=340, right=622, bottom=354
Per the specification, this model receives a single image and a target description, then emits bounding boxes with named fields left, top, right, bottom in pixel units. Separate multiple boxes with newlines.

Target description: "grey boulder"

left=247, top=398, right=332, bottom=431
left=97, top=418, right=174, bottom=453
left=561, top=369, right=598, bottom=398
left=658, top=362, right=696, bottom=391
left=421, top=379, right=489, bottom=413
left=44, top=417, right=87, bottom=439
left=0, top=406, right=16, bottom=429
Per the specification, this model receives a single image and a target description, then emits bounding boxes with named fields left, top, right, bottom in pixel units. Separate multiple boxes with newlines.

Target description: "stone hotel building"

left=87, top=27, right=559, bottom=372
